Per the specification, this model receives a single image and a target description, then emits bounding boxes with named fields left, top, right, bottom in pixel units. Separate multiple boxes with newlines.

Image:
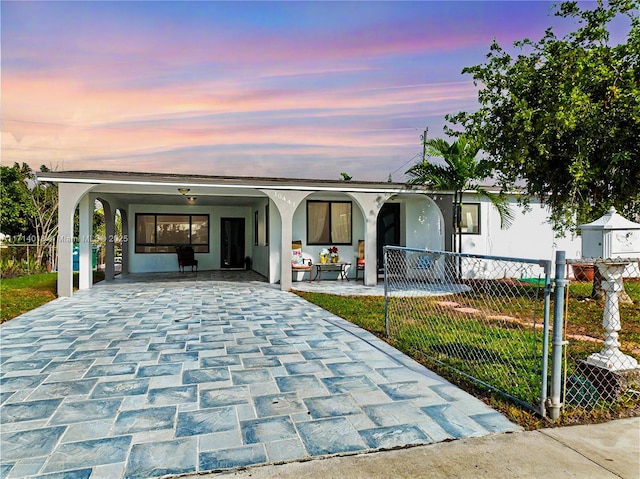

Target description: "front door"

left=221, top=218, right=245, bottom=269
left=377, top=203, right=401, bottom=270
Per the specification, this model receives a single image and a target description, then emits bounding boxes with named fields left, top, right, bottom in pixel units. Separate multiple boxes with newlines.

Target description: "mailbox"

left=579, top=207, right=640, bottom=259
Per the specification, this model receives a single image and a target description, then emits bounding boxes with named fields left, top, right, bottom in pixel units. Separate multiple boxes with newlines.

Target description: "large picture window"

left=458, top=204, right=480, bottom=235
left=307, top=201, right=352, bottom=245
left=135, top=214, right=209, bottom=253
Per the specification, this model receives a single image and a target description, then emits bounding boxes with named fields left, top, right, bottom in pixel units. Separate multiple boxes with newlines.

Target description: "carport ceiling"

left=94, top=192, right=263, bottom=207
left=90, top=182, right=266, bottom=207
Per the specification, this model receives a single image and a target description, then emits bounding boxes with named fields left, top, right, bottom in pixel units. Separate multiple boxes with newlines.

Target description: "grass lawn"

left=1, top=272, right=105, bottom=323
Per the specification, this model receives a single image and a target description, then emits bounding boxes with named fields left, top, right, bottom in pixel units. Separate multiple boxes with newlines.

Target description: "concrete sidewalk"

left=208, top=417, right=639, bottom=479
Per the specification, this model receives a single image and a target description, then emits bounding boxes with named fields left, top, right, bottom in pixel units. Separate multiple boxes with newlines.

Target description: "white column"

left=102, top=200, right=115, bottom=281
left=57, top=183, right=95, bottom=297
left=78, top=195, right=93, bottom=290
left=120, top=209, right=129, bottom=275
left=350, top=193, right=392, bottom=286
left=261, top=190, right=311, bottom=291
left=364, top=217, right=378, bottom=286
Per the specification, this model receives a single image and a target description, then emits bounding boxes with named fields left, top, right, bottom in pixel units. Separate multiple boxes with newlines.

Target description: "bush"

left=0, top=246, right=48, bottom=279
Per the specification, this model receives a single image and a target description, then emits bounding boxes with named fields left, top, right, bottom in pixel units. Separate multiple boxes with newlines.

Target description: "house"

left=37, top=170, right=581, bottom=297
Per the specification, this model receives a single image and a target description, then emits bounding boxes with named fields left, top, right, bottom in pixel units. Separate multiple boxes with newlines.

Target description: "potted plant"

left=571, top=263, right=595, bottom=282
left=320, top=248, right=330, bottom=264
left=329, top=246, right=339, bottom=263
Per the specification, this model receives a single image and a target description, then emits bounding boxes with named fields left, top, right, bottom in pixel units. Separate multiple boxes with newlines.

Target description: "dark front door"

left=221, top=218, right=245, bottom=269
left=377, top=203, right=401, bottom=270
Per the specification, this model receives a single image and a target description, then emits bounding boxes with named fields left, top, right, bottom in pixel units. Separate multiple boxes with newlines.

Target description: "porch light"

left=187, top=197, right=197, bottom=204
left=178, top=188, right=190, bottom=195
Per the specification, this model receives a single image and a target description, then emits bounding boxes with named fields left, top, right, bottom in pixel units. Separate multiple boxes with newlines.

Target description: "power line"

left=385, top=126, right=428, bottom=182
left=384, top=152, right=421, bottom=182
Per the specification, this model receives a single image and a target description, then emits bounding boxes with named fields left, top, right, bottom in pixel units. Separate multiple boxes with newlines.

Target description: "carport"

left=36, top=171, right=448, bottom=298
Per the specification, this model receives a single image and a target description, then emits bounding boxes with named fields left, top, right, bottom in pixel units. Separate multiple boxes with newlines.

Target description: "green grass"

left=1, top=272, right=105, bottom=323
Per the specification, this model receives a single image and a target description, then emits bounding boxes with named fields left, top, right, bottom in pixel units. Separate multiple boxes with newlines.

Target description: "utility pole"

left=421, top=127, right=429, bottom=162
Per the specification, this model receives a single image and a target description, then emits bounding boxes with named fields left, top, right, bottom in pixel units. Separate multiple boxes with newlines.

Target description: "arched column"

left=97, top=199, right=116, bottom=281
left=261, top=190, right=313, bottom=291
left=58, top=182, right=95, bottom=297
left=78, top=194, right=93, bottom=290
left=118, top=209, right=129, bottom=275
left=349, top=192, right=393, bottom=286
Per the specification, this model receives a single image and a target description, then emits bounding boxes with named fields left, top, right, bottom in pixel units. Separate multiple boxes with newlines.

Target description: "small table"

left=314, top=261, right=351, bottom=281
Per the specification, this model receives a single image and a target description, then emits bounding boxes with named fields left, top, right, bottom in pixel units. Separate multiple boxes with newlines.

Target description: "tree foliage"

left=406, top=135, right=513, bottom=254
left=447, top=0, right=640, bottom=233
left=0, top=163, right=33, bottom=238
left=0, top=163, right=58, bottom=265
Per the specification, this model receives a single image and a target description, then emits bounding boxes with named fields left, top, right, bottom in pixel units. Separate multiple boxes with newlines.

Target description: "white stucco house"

left=37, top=170, right=581, bottom=297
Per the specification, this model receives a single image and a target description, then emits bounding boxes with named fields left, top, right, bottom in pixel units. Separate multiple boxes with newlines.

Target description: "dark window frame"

left=135, top=213, right=210, bottom=253
left=306, top=200, right=353, bottom=246
left=265, top=204, right=269, bottom=246
left=254, top=210, right=259, bottom=246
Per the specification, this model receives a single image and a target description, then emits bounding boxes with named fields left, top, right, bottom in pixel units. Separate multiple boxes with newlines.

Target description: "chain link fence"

left=563, top=258, right=640, bottom=421
left=383, top=246, right=553, bottom=416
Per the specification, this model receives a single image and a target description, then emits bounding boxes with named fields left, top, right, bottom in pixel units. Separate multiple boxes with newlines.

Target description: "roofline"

left=36, top=170, right=520, bottom=196
left=36, top=170, right=440, bottom=195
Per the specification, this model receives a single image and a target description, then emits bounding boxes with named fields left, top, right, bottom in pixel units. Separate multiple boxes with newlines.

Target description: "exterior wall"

left=127, top=203, right=253, bottom=273
left=288, top=193, right=366, bottom=280
left=459, top=194, right=581, bottom=261
left=403, top=195, right=445, bottom=251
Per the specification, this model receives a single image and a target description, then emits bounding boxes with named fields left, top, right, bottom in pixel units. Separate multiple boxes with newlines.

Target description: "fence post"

left=548, top=250, right=567, bottom=420
left=383, top=246, right=390, bottom=337
left=539, top=260, right=553, bottom=417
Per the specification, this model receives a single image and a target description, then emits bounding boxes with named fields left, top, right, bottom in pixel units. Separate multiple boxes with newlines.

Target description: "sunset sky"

left=1, top=1, right=600, bottom=181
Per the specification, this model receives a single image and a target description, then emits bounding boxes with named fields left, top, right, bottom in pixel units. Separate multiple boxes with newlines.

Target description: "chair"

left=291, top=240, right=313, bottom=281
left=176, top=246, right=198, bottom=272
left=355, top=240, right=365, bottom=280
left=407, top=252, right=442, bottom=282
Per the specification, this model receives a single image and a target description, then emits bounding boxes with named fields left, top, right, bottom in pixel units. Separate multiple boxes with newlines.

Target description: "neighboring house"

left=37, top=170, right=580, bottom=297
left=456, top=193, right=581, bottom=260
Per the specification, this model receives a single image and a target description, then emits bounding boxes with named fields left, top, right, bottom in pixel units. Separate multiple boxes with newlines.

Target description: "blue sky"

left=2, top=1, right=598, bottom=181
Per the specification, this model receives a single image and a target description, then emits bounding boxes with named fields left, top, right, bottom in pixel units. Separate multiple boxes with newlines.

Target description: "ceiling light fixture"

left=178, top=188, right=190, bottom=195
left=187, top=197, right=197, bottom=204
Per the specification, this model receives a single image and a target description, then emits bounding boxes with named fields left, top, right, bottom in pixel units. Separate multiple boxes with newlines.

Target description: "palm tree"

left=406, top=135, right=513, bottom=255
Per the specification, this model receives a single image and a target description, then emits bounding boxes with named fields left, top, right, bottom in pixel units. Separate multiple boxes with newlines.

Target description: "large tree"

left=447, top=0, right=640, bottom=233
left=406, top=135, right=513, bottom=255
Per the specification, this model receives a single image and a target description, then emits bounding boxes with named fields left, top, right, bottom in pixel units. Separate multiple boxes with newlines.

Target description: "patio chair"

left=292, top=240, right=313, bottom=281
left=407, top=252, right=442, bottom=282
left=355, top=240, right=365, bottom=280
left=176, top=245, right=198, bottom=272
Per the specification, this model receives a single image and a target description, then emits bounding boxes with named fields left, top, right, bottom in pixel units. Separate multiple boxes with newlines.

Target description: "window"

left=458, top=204, right=480, bottom=234
left=307, top=201, right=352, bottom=245
left=135, top=214, right=209, bottom=253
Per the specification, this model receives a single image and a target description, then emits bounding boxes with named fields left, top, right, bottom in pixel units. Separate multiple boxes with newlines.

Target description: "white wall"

left=128, top=203, right=253, bottom=273
left=460, top=195, right=581, bottom=261
left=289, top=193, right=366, bottom=279
left=404, top=195, right=445, bottom=251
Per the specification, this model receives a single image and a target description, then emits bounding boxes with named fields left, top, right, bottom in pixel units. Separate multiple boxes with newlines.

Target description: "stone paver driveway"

left=1, top=272, right=520, bottom=478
